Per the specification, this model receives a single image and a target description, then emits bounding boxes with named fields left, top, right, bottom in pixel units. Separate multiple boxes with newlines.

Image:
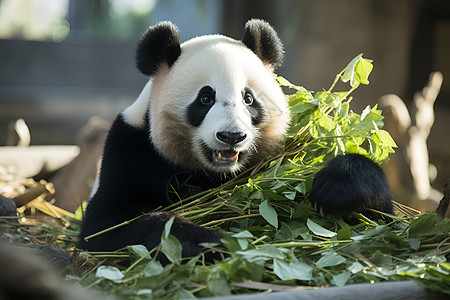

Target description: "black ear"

left=242, top=19, right=284, bottom=70
left=136, top=21, right=181, bottom=76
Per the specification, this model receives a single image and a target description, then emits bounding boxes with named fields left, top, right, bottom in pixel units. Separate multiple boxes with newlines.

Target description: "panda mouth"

left=212, top=150, right=240, bottom=164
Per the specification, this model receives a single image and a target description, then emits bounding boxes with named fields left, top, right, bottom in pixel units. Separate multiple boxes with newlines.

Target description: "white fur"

left=89, top=175, right=100, bottom=199
left=122, top=80, right=153, bottom=128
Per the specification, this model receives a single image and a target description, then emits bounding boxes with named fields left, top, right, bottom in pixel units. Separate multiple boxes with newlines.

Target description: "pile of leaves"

left=1, top=54, right=449, bottom=299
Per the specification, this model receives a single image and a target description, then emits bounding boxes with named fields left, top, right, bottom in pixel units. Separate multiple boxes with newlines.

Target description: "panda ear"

left=136, top=21, right=181, bottom=76
left=242, top=19, right=284, bottom=70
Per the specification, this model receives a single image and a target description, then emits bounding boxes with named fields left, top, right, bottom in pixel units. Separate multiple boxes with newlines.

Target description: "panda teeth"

left=214, top=150, right=239, bottom=163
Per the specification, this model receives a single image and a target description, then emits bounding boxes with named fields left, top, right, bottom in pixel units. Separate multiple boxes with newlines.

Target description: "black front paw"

left=172, top=219, right=224, bottom=261
left=149, top=212, right=224, bottom=262
left=310, top=154, right=393, bottom=220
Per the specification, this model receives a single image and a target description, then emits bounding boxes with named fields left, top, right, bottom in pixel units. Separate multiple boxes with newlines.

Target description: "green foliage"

left=71, top=213, right=449, bottom=298
left=10, top=54, right=445, bottom=298
left=281, top=53, right=395, bottom=165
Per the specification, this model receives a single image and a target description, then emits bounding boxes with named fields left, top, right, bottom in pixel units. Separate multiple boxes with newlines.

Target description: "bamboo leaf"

left=259, top=200, right=278, bottom=228
left=273, top=259, right=313, bottom=281
left=333, top=271, right=352, bottom=286
left=96, top=266, right=124, bottom=283
left=307, top=219, right=337, bottom=237
left=161, top=235, right=182, bottom=263
left=316, top=252, right=347, bottom=268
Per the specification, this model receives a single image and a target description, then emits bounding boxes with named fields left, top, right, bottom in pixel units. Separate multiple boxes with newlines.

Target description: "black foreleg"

left=79, top=212, right=222, bottom=260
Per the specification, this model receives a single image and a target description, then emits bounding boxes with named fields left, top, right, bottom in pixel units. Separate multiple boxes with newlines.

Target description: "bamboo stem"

left=83, top=215, right=143, bottom=242
left=201, top=213, right=261, bottom=227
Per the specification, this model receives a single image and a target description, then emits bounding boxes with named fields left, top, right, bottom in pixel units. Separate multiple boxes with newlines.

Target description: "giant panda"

left=78, top=19, right=393, bottom=258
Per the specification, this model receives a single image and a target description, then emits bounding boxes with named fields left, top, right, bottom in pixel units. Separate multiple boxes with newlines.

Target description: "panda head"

left=123, top=19, right=290, bottom=175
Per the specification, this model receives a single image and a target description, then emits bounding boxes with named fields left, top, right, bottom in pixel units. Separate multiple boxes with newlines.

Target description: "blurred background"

left=0, top=0, right=449, bottom=212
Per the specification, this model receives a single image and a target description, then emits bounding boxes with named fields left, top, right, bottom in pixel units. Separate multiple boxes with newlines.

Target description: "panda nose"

left=216, top=131, right=247, bottom=146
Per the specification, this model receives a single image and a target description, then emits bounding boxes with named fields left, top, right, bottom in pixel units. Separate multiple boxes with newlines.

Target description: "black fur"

left=310, top=154, right=393, bottom=222
left=136, top=21, right=181, bottom=76
left=78, top=115, right=223, bottom=256
left=187, top=86, right=216, bottom=127
left=242, top=19, right=284, bottom=69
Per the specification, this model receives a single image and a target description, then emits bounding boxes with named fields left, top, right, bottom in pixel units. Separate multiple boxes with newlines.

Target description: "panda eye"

left=243, top=93, right=253, bottom=105
left=200, top=94, right=212, bottom=105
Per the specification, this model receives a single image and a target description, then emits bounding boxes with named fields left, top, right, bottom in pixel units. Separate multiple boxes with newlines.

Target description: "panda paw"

left=310, top=154, right=393, bottom=221
left=140, top=212, right=224, bottom=262
left=173, top=222, right=223, bottom=259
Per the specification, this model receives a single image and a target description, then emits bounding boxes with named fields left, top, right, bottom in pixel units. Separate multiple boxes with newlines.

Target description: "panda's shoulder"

left=103, top=114, right=151, bottom=155
left=100, top=114, right=174, bottom=188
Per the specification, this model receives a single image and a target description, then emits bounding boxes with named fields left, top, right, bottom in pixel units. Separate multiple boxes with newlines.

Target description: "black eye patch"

left=187, top=86, right=216, bottom=127
left=243, top=88, right=263, bottom=125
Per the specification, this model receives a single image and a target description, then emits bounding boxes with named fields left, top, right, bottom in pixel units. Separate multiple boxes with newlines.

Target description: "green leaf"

left=374, top=129, right=397, bottom=148
left=272, top=157, right=284, bottom=177
left=316, top=252, right=347, bottom=268
left=136, top=289, right=153, bottom=296
left=237, top=239, right=249, bottom=250
left=407, top=238, right=421, bottom=250
left=161, top=234, right=182, bottom=263
left=290, top=102, right=317, bottom=114
left=159, top=216, right=183, bottom=263
left=355, top=57, right=374, bottom=85
left=370, top=250, right=392, bottom=265
left=177, top=290, right=196, bottom=299
left=207, top=272, right=231, bottom=296
left=341, top=53, right=373, bottom=87
left=228, top=257, right=264, bottom=282
left=341, top=53, right=363, bottom=87
left=163, top=216, right=175, bottom=239
left=337, top=225, right=353, bottom=240
left=259, top=200, right=278, bottom=228
left=232, top=230, right=254, bottom=239
left=317, top=113, right=335, bottom=132
left=126, top=244, right=149, bottom=258
left=250, top=189, right=264, bottom=200
left=336, top=102, right=350, bottom=119
left=221, top=237, right=243, bottom=252
left=143, top=260, right=164, bottom=276
left=408, top=213, right=450, bottom=243
left=315, top=91, right=339, bottom=108
left=277, top=75, right=292, bottom=87
left=274, top=222, right=294, bottom=240
left=96, top=266, right=124, bottom=283
left=307, top=219, right=337, bottom=237
left=277, top=76, right=310, bottom=93
left=347, top=105, right=384, bottom=137
left=295, top=182, right=307, bottom=194
left=333, top=271, right=351, bottom=286
left=283, top=191, right=296, bottom=200
left=348, top=262, right=365, bottom=274
left=273, top=259, right=313, bottom=281
left=237, top=245, right=285, bottom=260
left=293, top=226, right=312, bottom=241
